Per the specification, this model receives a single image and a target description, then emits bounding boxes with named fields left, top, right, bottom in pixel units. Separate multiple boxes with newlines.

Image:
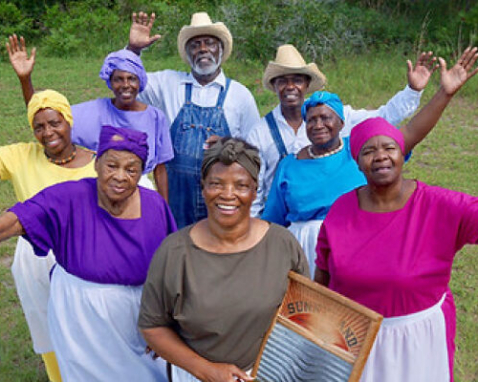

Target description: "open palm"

left=6, top=34, right=36, bottom=78
left=128, top=12, right=161, bottom=53
left=440, top=47, right=478, bottom=96
left=407, top=51, right=438, bottom=91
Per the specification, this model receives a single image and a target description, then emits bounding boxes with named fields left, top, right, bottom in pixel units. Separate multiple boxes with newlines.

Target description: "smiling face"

left=95, top=149, right=142, bottom=204
left=358, top=135, right=404, bottom=187
left=273, top=74, right=310, bottom=109
left=186, top=35, right=222, bottom=77
left=110, top=69, right=140, bottom=109
left=305, top=104, right=343, bottom=149
left=32, top=108, right=72, bottom=158
left=202, top=162, right=257, bottom=228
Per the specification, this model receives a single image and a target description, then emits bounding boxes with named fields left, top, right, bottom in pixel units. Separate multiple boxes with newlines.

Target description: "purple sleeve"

left=71, top=100, right=103, bottom=151
left=153, top=108, right=174, bottom=165
left=8, top=185, right=68, bottom=256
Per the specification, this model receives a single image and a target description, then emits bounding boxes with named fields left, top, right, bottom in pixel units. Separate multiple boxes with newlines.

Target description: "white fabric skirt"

left=172, top=365, right=251, bottom=381
left=48, top=265, right=168, bottom=382
left=288, top=220, right=323, bottom=278
left=360, top=294, right=449, bottom=382
left=11, top=236, right=56, bottom=353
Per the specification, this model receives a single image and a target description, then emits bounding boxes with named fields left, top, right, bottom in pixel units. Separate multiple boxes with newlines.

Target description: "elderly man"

left=128, top=12, right=260, bottom=228
left=248, top=44, right=436, bottom=217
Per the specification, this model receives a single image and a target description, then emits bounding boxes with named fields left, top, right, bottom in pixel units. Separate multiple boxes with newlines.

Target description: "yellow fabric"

left=0, top=142, right=96, bottom=201
left=42, top=352, right=62, bottom=382
left=27, top=90, right=73, bottom=129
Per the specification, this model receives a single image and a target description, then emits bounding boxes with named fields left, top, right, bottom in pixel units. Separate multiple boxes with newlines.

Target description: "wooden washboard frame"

left=251, top=271, right=383, bottom=382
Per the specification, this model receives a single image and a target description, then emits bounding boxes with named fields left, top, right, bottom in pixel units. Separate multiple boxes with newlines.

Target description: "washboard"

left=252, top=272, right=382, bottom=382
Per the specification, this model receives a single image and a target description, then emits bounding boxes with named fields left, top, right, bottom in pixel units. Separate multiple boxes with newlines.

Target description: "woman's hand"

left=6, top=34, right=36, bottom=79
left=128, top=12, right=161, bottom=55
left=407, top=51, right=438, bottom=91
left=439, top=47, right=478, bottom=96
left=196, top=362, right=253, bottom=382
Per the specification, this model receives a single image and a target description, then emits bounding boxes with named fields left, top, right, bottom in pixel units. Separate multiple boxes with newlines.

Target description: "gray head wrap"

left=201, top=137, right=261, bottom=182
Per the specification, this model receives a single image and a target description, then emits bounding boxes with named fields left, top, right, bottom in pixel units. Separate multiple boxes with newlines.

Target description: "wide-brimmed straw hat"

left=177, top=12, right=233, bottom=65
left=263, top=44, right=326, bottom=93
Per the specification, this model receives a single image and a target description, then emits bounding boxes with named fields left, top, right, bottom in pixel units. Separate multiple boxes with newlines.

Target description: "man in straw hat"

left=127, top=11, right=260, bottom=228
left=247, top=44, right=436, bottom=217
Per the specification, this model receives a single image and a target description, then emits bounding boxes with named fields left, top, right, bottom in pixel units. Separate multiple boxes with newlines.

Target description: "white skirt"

left=288, top=220, right=323, bottom=278
left=48, top=265, right=168, bottom=382
left=11, top=236, right=56, bottom=353
left=172, top=365, right=251, bottom=381
left=360, top=294, right=449, bottom=382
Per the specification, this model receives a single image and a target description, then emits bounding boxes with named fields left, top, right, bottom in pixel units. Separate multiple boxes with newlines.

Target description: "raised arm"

left=6, top=34, right=36, bottom=106
left=0, top=211, right=25, bottom=242
left=142, top=326, right=252, bottom=382
left=127, top=12, right=161, bottom=55
left=401, top=47, right=478, bottom=154
left=406, top=51, right=438, bottom=91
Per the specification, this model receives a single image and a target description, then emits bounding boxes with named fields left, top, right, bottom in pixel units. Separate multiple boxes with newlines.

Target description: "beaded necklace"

left=307, top=138, right=344, bottom=159
left=45, top=145, right=77, bottom=165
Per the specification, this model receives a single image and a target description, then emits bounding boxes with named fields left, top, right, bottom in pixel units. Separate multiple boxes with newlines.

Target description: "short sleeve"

left=315, top=223, right=330, bottom=272
left=452, top=192, right=478, bottom=250
left=0, top=145, right=15, bottom=180
left=153, top=108, right=174, bottom=165
left=138, top=234, right=179, bottom=329
left=8, top=183, right=67, bottom=256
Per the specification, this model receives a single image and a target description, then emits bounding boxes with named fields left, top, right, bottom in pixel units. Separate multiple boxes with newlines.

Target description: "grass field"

left=0, top=49, right=477, bottom=381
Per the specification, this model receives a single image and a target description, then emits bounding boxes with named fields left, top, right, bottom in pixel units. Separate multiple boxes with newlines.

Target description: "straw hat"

left=263, top=44, right=326, bottom=93
left=177, top=12, right=233, bottom=65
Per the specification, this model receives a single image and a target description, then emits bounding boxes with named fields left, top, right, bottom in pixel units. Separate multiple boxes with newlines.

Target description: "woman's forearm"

left=141, top=326, right=212, bottom=379
left=18, top=75, right=35, bottom=107
left=0, top=211, right=25, bottom=241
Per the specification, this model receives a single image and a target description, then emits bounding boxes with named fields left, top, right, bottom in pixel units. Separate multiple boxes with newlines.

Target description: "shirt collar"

left=182, top=69, right=226, bottom=89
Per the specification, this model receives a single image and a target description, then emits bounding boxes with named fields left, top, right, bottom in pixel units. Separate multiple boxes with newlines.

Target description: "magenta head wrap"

left=99, top=49, right=148, bottom=92
left=97, top=126, right=148, bottom=167
left=350, top=117, right=405, bottom=161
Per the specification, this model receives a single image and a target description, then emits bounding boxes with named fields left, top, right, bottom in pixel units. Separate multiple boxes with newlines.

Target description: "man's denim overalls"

left=167, top=79, right=232, bottom=228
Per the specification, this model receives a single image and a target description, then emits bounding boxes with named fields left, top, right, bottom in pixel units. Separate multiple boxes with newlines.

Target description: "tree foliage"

left=1, top=0, right=477, bottom=61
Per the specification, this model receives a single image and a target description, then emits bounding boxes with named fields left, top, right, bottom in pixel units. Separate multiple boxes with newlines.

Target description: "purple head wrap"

left=97, top=126, right=149, bottom=166
left=99, top=49, right=148, bottom=92
left=350, top=117, right=405, bottom=162
left=301, top=91, right=345, bottom=122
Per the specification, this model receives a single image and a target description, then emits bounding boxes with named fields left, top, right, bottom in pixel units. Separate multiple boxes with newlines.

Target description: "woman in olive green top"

left=139, top=137, right=309, bottom=382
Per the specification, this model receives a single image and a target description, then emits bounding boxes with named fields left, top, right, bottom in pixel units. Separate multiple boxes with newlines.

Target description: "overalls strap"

left=216, top=78, right=231, bottom=108
left=265, top=111, right=288, bottom=159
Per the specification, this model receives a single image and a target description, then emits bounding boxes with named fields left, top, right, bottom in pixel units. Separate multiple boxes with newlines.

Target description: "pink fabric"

left=316, top=181, right=478, bottom=378
left=349, top=117, right=405, bottom=160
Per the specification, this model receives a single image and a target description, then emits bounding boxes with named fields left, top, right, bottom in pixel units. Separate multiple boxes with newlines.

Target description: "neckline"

left=95, top=180, right=144, bottom=222
left=354, top=180, right=420, bottom=215
left=108, top=98, right=149, bottom=113
left=186, top=221, right=273, bottom=256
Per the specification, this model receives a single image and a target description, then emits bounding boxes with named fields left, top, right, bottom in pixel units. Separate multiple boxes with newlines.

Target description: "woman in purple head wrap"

left=0, top=125, right=177, bottom=382
left=315, top=48, right=478, bottom=382
left=7, top=35, right=173, bottom=200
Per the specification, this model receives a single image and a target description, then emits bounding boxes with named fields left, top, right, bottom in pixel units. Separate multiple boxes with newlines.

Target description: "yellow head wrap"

left=27, top=90, right=73, bottom=129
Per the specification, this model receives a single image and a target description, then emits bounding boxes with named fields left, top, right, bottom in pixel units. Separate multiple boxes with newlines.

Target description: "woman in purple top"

left=0, top=126, right=176, bottom=382
left=315, top=48, right=478, bottom=382
left=7, top=35, right=173, bottom=200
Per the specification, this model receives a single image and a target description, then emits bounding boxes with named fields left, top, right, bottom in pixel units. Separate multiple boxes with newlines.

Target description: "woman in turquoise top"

left=262, top=92, right=366, bottom=277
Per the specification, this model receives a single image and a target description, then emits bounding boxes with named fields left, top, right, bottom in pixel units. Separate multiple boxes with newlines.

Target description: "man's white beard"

left=189, top=47, right=223, bottom=76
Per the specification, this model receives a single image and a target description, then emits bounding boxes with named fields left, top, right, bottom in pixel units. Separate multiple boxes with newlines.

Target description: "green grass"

left=0, top=50, right=477, bottom=381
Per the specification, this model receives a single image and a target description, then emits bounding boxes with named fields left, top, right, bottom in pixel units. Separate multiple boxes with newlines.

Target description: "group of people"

left=1, top=9, right=478, bottom=382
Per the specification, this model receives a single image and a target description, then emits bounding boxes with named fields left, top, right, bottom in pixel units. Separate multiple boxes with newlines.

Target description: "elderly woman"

left=138, top=137, right=309, bottom=382
left=6, top=35, right=173, bottom=198
left=315, top=47, right=478, bottom=382
left=0, top=126, right=177, bottom=381
left=0, top=89, right=96, bottom=381
left=262, top=56, right=438, bottom=277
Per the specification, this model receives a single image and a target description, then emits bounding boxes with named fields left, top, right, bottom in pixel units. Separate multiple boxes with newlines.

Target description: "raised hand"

left=439, top=47, right=478, bottom=96
left=128, top=12, right=161, bottom=54
left=6, top=34, right=36, bottom=79
left=407, top=51, right=438, bottom=91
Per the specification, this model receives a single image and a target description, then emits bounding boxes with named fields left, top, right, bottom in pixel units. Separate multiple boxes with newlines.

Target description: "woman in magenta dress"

left=315, top=47, right=478, bottom=382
